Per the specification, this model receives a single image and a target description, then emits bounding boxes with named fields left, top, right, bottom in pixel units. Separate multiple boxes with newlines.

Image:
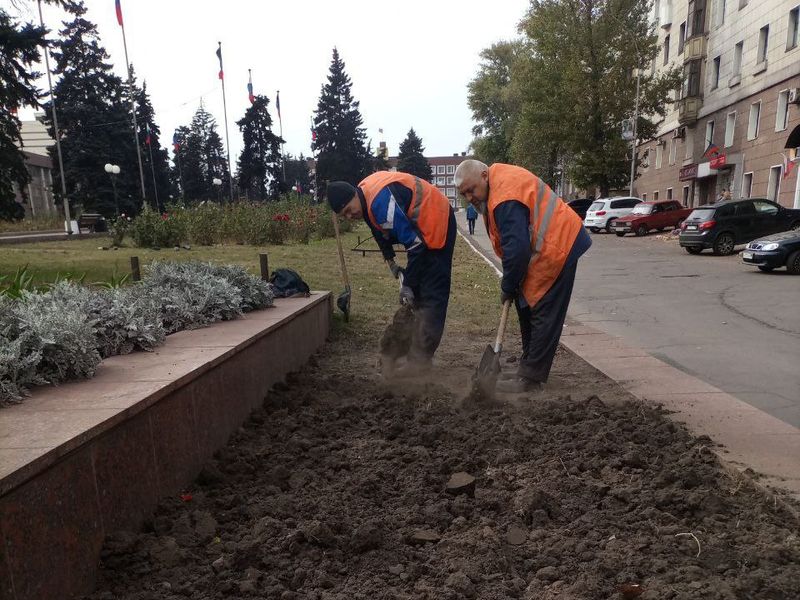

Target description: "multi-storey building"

left=634, top=0, right=800, bottom=208
left=383, top=150, right=470, bottom=209
left=13, top=113, right=58, bottom=218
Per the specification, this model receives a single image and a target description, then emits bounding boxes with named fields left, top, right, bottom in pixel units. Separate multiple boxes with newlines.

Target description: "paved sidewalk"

left=454, top=210, right=800, bottom=496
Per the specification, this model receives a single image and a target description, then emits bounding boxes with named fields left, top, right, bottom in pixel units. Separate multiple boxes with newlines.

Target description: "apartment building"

left=634, top=0, right=800, bottom=208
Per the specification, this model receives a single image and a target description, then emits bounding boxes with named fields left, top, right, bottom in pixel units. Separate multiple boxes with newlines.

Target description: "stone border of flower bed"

left=0, top=293, right=330, bottom=600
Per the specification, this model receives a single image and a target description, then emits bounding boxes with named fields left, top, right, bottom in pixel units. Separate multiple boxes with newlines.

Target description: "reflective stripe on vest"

left=530, top=179, right=558, bottom=266
left=408, top=177, right=424, bottom=224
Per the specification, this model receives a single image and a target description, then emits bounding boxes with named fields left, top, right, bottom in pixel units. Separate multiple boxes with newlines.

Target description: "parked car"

left=567, top=198, right=594, bottom=220
left=679, top=198, right=800, bottom=256
left=741, top=229, right=800, bottom=274
left=611, top=200, right=693, bottom=236
left=583, top=197, right=642, bottom=233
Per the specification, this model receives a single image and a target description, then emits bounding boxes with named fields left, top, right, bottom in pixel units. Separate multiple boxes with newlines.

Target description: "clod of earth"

left=505, top=525, right=528, bottom=546
left=445, top=471, right=476, bottom=497
left=409, top=529, right=441, bottom=545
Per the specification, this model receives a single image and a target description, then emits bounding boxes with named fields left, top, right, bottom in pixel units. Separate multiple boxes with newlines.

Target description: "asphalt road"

left=455, top=212, right=800, bottom=427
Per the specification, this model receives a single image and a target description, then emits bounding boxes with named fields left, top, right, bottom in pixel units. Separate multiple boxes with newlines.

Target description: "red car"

left=611, top=200, right=693, bottom=237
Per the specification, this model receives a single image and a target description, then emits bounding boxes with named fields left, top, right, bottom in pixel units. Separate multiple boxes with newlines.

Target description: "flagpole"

left=146, top=125, right=160, bottom=211
left=277, top=89, right=286, bottom=181
left=218, top=41, right=234, bottom=202
left=117, top=2, right=148, bottom=207
left=311, top=117, right=318, bottom=203
left=37, top=0, right=72, bottom=234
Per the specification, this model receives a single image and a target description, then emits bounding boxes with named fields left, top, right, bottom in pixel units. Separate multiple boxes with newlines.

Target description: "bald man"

left=455, top=160, right=591, bottom=393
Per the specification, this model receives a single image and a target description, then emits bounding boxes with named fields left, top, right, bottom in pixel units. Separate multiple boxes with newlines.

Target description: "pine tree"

left=312, top=48, right=370, bottom=191
left=0, top=8, right=45, bottom=220
left=283, top=153, right=312, bottom=195
left=396, top=128, right=432, bottom=181
left=42, top=2, right=138, bottom=217
left=170, top=125, right=190, bottom=201
left=236, top=95, right=283, bottom=200
left=179, top=104, right=229, bottom=202
left=133, top=79, right=171, bottom=210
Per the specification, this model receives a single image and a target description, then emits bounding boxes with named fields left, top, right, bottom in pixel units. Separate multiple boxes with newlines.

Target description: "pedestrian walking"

left=465, top=203, right=478, bottom=235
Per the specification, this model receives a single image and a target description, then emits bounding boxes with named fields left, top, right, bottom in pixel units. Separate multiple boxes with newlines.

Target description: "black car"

left=567, top=198, right=594, bottom=220
left=741, top=230, right=800, bottom=274
left=678, top=198, right=800, bottom=256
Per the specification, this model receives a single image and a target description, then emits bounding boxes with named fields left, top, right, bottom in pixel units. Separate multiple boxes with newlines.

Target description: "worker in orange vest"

left=454, top=160, right=591, bottom=393
left=326, top=172, right=456, bottom=371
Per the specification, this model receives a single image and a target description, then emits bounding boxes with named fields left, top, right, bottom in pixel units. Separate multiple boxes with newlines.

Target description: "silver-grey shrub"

left=87, top=287, right=167, bottom=358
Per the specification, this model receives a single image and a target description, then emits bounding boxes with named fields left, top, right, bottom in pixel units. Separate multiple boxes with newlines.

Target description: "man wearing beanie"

left=326, top=172, right=456, bottom=372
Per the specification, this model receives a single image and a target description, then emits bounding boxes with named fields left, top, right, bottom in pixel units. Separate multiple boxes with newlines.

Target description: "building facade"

left=383, top=150, right=470, bottom=209
left=13, top=113, right=58, bottom=218
left=635, top=0, right=800, bottom=208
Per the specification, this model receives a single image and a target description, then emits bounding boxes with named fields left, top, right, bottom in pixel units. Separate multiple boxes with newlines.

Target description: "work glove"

left=500, top=289, right=517, bottom=306
left=388, top=261, right=404, bottom=280
left=399, top=285, right=415, bottom=307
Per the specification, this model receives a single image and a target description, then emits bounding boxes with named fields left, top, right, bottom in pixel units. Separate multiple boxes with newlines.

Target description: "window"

left=748, top=102, right=761, bottom=139
left=734, top=202, right=755, bottom=216
left=757, top=25, right=769, bottom=65
left=711, top=55, right=721, bottom=89
left=654, top=191, right=660, bottom=201
left=741, top=172, right=753, bottom=198
left=754, top=199, right=779, bottom=215
left=684, top=60, right=702, bottom=97
left=767, top=166, right=781, bottom=201
left=679, top=22, right=686, bottom=54
left=732, top=41, right=743, bottom=78
left=446, top=165, right=455, bottom=174
left=685, top=127, right=695, bottom=160
left=667, top=188, right=673, bottom=201
left=776, top=90, right=790, bottom=131
left=688, top=0, right=707, bottom=38
left=682, top=185, right=691, bottom=206
left=656, top=143, right=663, bottom=169
left=788, top=6, right=799, bottom=50
left=436, top=176, right=445, bottom=185
left=725, top=111, right=736, bottom=147
left=669, top=138, right=677, bottom=165
left=446, top=176, right=454, bottom=185
left=641, top=193, right=647, bottom=201
left=446, top=187, right=455, bottom=198
left=714, top=0, right=726, bottom=27
left=664, top=35, right=671, bottom=64
left=705, top=120, right=715, bottom=148
left=437, top=165, right=445, bottom=174
left=739, top=0, right=748, bottom=8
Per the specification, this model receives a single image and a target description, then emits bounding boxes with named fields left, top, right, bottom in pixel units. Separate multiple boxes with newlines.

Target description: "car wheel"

left=685, top=246, right=703, bottom=255
left=713, top=233, right=735, bottom=256
left=615, top=232, right=626, bottom=237
left=790, top=221, right=800, bottom=231
left=605, top=219, right=616, bottom=233
left=589, top=227, right=600, bottom=233
left=787, top=250, right=800, bottom=275
left=635, top=224, right=648, bottom=237
left=757, top=266, right=774, bottom=272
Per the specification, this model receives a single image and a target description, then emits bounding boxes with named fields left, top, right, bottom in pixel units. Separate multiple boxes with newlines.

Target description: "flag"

left=145, top=123, right=151, bottom=145
left=782, top=153, right=798, bottom=180
left=311, top=128, right=317, bottom=142
left=216, top=44, right=224, bottom=80
left=378, top=128, right=383, bottom=134
left=702, top=143, right=721, bottom=159
left=115, top=0, right=123, bottom=26
left=275, top=90, right=281, bottom=122
left=172, top=132, right=180, bottom=152
left=247, top=70, right=254, bottom=104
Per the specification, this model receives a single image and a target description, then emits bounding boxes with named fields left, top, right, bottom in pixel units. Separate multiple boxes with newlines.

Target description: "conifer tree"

left=396, top=128, right=432, bottom=182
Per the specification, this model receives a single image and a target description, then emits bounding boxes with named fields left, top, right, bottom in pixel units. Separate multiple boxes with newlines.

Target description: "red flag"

left=247, top=69, right=254, bottom=104
left=216, top=44, right=224, bottom=80
left=115, top=0, right=123, bottom=26
left=783, top=153, right=797, bottom=180
left=145, top=123, right=151, bottom=145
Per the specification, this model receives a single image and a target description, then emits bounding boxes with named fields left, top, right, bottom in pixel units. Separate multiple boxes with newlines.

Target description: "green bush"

left=130, top=206, right=187, bottom=248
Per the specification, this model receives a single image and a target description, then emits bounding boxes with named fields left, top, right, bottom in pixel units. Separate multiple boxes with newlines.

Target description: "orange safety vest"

left=359, top=171, right=451, bottom=250
left=486, top=163, right=583, bottom=308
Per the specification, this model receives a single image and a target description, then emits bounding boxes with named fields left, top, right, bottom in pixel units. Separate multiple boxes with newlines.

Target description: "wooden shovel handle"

left=494, top=300, right=512, bottom=353
left=331, top=211, right=350, bottom=290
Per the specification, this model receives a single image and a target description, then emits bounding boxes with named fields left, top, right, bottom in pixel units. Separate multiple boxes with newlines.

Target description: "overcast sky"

left=17, top=0, right=528, bottom=166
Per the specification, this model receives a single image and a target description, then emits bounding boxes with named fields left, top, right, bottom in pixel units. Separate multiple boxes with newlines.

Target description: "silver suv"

left=584, top=197, right=642, bottom=233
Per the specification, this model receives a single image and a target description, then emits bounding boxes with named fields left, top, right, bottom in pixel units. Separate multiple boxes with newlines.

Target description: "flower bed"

left=128, top=199, right=351, bottom=249
left=0, top=261, right=274, bottom=406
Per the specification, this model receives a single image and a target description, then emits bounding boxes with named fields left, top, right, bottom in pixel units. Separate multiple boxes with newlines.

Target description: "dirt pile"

left=85, top=342, right=799, bottom=600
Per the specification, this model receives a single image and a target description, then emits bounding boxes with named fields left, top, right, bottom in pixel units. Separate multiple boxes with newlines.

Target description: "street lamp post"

left=104, top=163, right=121, bottom=217
left=212, top=177, right=223, bottom=203
left=629, top=69, right=641, bottom=197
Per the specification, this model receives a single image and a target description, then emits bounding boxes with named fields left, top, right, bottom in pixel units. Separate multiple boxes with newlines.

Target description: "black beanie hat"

left=326, top=181, right=358, bottom=213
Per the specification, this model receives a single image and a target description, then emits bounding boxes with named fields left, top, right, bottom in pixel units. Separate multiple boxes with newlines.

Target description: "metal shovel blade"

left=473, top=344, right=501, bottom=398
left=336, top=288, right=351, bottom=321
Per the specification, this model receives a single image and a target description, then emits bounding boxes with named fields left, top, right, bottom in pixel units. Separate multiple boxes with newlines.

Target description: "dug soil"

left=85, top=330, right=800, bottom=600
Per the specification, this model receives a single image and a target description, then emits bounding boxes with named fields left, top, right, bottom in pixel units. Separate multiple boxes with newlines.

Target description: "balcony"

left=678, top=97, right=703, bottom=125
left=683, top=35, right=706, bottom=63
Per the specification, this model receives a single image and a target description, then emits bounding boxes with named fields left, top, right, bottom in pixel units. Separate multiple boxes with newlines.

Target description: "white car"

left=583, top=197, right=643, bottom=233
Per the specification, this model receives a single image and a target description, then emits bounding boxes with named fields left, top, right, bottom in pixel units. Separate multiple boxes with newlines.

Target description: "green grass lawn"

left=0, top=226, right=507, bottom=339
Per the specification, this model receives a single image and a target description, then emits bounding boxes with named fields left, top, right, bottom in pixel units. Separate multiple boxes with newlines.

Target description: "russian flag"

left=172, top=132, right=180, bottom=152
left=216, top=44, right=224, bottom=80
left=115, top=0, right=123, bottom=26
left=247, top=70, right=254, bottom=104
left=702, top=143, right=721, bottom=159
left=145, top=123, right=151, bottom=146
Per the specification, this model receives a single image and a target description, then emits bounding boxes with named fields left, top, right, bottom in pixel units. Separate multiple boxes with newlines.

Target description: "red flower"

left=180, top=493, right=193, bottom=502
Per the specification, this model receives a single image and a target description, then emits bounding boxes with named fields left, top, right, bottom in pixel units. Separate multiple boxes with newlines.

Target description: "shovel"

left=331, top=211, right=351, bottom=321
left=472, top=299, right=512, bottom=399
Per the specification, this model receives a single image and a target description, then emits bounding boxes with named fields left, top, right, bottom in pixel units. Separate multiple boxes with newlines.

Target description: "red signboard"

left=679, top=164, right=698, bottom=180
left=710, top=154, right=727, bottom=169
